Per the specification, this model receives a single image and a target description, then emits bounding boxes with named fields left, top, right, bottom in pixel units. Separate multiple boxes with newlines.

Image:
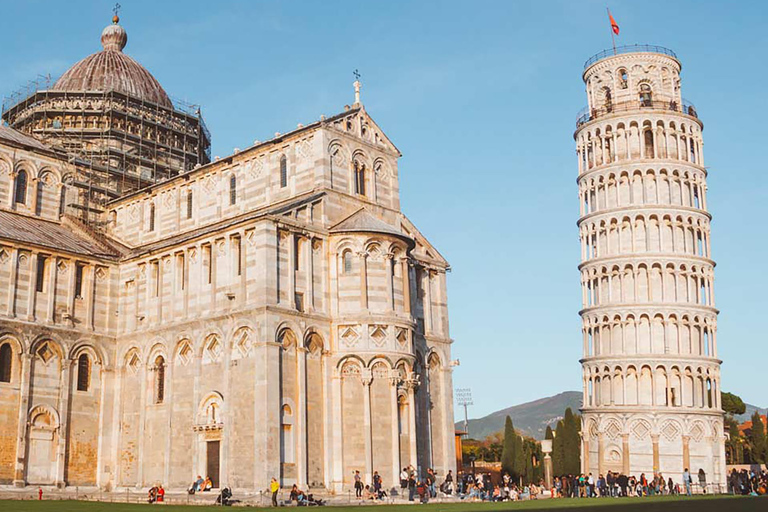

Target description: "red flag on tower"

left=608, top=10, right=620, bottom=35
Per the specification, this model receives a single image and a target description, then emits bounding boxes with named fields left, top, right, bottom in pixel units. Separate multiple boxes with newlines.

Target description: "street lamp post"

left=455, top=388, right=473, bottom=438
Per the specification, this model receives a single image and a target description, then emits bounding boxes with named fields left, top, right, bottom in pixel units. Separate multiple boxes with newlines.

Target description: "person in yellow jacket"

left=270, top=478, right=280, bottom=507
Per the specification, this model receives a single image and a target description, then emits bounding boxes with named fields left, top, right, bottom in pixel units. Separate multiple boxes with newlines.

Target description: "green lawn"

left=0, top=495, right=766, bottom=512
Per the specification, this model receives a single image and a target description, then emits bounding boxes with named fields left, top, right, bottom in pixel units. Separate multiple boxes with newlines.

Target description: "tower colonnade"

left=575, top=45, right=726, bottom=486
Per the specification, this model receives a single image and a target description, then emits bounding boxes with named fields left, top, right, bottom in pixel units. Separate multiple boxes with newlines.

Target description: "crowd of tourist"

left=729, top=468, right=767, bottom=496
left=551, top=471, right=688, bottom=498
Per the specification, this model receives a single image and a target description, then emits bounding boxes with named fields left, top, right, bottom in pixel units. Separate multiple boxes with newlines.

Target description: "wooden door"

left=206, top=441, right=220, bottom=488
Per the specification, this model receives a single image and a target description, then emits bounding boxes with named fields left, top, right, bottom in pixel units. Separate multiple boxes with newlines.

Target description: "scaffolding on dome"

left=1, top=75, right=211, bottom=226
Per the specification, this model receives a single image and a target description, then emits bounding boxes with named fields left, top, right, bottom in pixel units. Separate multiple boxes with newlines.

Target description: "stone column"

left=423, top=270, right=433, bottom=334
left=307, top=237, right=315, bottom=312
left=682, top=435, right=690, bottom=472
left=582, top=436, right=590, bottom=475
left=361, top=368, right=373, bottom=484
left=296, top=347, right=308, bottom=488
left=13, top=354, right=32, bottom=486
left=46, top=257, right=58, bottom=323
left=389, top=374, right=401, bottom=488
left=622, top=434, right=630, bottom=475
left=27, top=252, right=38, bottom=321
left=406, top=381, right=418, bottom=468
left=400, top=258, right=411, bottom=315
left=597, top=432, right=605, bottom=476
left=541, top=439, right=553, bottom=489
left=652, top=434, right=660, bottom=474
left=163, top=361, right=174, bottom=486
left=330, top=369, right=343, bottom=492
left=359, top=252, right=368, bottom=310
left=5, top=249, right=21, bottom=319
left=288, top=232, right=296, bottom=308
left=385, top=254, right=394, bottom=311
left=86, top=265, right=96, bottom=331
left=56, top=358, right=73, bottom=488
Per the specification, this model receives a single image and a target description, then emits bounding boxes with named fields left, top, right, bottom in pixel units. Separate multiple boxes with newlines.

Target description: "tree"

left=552, top=419, right=565, bottom=476
left=500, top=416, right=516, bottom=477
left=724, top=415, right=744, bottom=464
left=513, top=429, right=525, bottom=482
left=721, top=392, right=746, bottom=416
left=545, top=425, right=554, bottom=441
left=562, top=408, right=582, bottom=475
left=748, top=412, right=766, bottom=464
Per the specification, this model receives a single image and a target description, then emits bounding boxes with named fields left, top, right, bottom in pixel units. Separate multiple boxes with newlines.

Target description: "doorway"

left=206, top=440, right=220, bottom=488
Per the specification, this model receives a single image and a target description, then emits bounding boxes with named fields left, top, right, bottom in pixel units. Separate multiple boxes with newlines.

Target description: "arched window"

left=14, top=169, right=27, bottom=204
left=59, top=186, right=67, bottom=216
left=187, top=190, right=193, bottom=219
left=639, top=84, right=653, bottom=107
left=603, top=88, right=612, bottom=111
left=280, top=156, right=288, bottom=188
left=229, top=175, right=237, bottom=205
left=644, top=130, right=655, bottom=159
left=0, top=343, right=11, bottom=383
left=77, top=353, right=90, bottom=391
left=354, top=160, right=366, bottom=196
left=617, top=68, right=628, bottom=89
left=342, top=251, right=353, bottom=274
left=149, top=202, right=156, bottom=232
left=155, top=356, right=165, bottom=403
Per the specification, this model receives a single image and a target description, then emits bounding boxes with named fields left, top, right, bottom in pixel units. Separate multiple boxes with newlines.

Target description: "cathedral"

left=0, top=15, right=456, bottom=492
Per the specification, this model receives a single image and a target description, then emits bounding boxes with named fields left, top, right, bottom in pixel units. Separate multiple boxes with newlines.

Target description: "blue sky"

left=1, top=1, right=765, bottom=419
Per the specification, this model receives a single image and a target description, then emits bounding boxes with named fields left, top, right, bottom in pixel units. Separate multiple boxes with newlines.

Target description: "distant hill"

left=456, top=391, right=582, bottom=441
left=736, top=404, right=768, bottom=424
left=457, top=391, right=766, bottom=440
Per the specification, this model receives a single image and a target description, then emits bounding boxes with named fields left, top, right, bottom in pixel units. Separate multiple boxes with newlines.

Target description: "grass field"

left=0, top=495, right=766, bottom=512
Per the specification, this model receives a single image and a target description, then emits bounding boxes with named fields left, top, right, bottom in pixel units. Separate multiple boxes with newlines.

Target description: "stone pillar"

left=541, top=439, right=553, bottom=489
left=582, top=437, right=590, bottom=475
left=652, top=434, right=660, bottom=474
left=682, top=435, right=690, bottom=472
left=46, top=257, right=58, bottom=323
left=597, top=432, right=605, bottom=476
left=330, top=368, right=343, bottom=492
left=13, top=354, right=32, bottom=486
left=389, top=374, right=400, bottom=487
left=406, top=381, right=418, bottom=468
left=296, top=347, right=308, bottom=488
left=307, top=237, right=315, bottom=312
left=6, top=248, right=18, bottom=317
left=385, top=254, right=394, bottom=311
left=400, top=258, right=410, bottom=315
left=361, top=368, right=373, bottom=484
left=86, top=265, right=97, bottom=331
left=56, top=358, right=73, bottom=488
left=622, top=434, right=630, bottom=475
left=288, top=232, right=296, bottom=308
left=359, top=252, right=368, bottom=310
left=27, top=252, right=38, bottom=321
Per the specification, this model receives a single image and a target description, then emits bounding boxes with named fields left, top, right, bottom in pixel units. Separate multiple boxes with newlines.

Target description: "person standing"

left=408, top=471, right=417, bottom=501
left=270, top=477, right=280, bottom=507
left=354, top=470, right=363, bottom=498
left=682, top=468, right=692, bottom=496
left=698, top=468, right=707, bottom=494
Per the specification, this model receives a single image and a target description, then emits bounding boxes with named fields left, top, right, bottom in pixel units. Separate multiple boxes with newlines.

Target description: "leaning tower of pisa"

left=575, top=45, right=726, bottom=488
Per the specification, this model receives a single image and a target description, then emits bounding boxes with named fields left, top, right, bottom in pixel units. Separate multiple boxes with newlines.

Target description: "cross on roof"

left=113, top=3, right=121, bottom=17
left=353, top=69, right=361, bottom=81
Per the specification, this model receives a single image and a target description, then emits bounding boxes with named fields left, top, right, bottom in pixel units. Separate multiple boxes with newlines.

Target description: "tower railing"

left=584, top=44, right=678, bottom=69
left=576, top=98, right=698, bottom=128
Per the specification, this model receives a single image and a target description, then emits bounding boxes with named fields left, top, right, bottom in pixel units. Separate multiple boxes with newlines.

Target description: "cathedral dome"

left=52, top=18, right=172, bottom=108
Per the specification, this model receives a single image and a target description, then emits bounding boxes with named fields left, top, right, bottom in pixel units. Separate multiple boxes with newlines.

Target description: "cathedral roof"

left=0, top=125, right=52, bottom=152
left=0, top=210, right=121, bottom=259
left=331, top=208, right=411, bottom=242
left=52, top=17, right=173, bottom=108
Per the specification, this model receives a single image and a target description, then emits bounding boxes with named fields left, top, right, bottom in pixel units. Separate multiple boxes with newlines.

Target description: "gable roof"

left=331, top=208, right=412, bottom=243
left=0, top=125, right=52, bottom=153
left=0, top=209, right=121, bottom=259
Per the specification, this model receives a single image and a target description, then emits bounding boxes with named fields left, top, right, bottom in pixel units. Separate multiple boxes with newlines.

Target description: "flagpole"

left=607, top=7, right=617, bottom=54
